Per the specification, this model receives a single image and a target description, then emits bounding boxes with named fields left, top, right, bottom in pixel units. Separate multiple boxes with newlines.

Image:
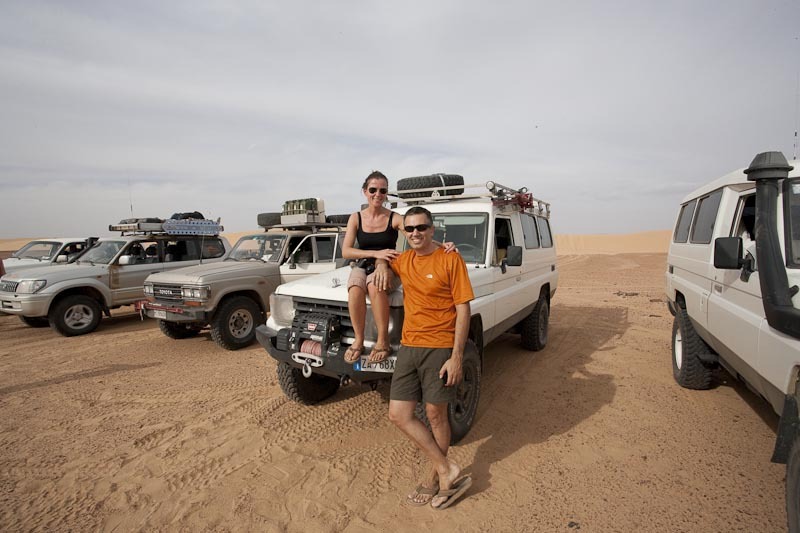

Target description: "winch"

left=276, top=312, right=341, bottom=353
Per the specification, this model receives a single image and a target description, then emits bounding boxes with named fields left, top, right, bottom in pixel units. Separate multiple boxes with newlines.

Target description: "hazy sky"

left=1, top=0, right=799, bottom=238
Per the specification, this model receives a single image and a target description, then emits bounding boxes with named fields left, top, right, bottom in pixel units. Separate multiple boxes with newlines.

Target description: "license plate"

left=153, top=310, right=167, bottom=319
left=359, top=355, right=397, bottom=373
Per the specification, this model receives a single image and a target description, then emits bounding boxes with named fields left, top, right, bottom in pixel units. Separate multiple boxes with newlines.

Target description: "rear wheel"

left=672, top=305, right=715, bottom=389
left=210, top=296, right=263, bottom=350
left=158, top=319, right=203, bottom=339
left=520, top=297, right=549, bottom=351
left=19, top=316, right=50, bottom=328
left=49, top=295, right=102, bottom=336
left=277, top=362, right=340, bottom=404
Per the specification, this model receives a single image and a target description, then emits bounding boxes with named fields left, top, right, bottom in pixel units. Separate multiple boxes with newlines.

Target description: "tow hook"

left=340, top=375, right=351, bottom=387
left=291, top=352, right=324, bottom=378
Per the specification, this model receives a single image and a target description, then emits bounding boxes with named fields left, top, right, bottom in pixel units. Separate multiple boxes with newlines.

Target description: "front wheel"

left=415, top=340, right=481, bottom=444
left=210, top=296, right=263, bottom=350
left=672, top=305, right=715, bottom=389
left=49, top=295, right=102, bottom=336
left=158, top=319, right=203, bottom=339
left=277, top=362, right=340, bottom=405
left=520, top=298, right=549, bottom=351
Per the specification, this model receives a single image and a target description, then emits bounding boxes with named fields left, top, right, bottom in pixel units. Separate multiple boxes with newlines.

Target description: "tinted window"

left=200, top=238, right=225, bottom=259
left=536, top=217, right=553, bottom=248
left=690, top=190, right=723, bottom=244
left=673, top=200, right=696, bottom=243
left=165, top=240, right=199, bottom=262
left=521, top=214, right=540, bottom=249
left=788, top=179, right=800, bottom=267
left=315, top=236, right=335, bottom=262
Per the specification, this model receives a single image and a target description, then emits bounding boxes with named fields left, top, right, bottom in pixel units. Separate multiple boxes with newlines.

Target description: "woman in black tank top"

left=342, top=171, right=402, bottom=364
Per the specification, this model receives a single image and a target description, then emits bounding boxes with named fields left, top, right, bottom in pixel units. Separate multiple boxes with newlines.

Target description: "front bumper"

left=255, top=324, right=392, bottom=383
left=135, top=300, right=210, bottom=323
left=0, top=293, right=51, bottom=317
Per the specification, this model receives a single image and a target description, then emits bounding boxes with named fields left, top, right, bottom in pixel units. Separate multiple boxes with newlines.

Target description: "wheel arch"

left=773, top=372, right=800, bottom=464
left=468, top=314, right=484, bottom=367
left=51, top=286, right=109, bottom=316
left=213, top=290, right=267, bottom=317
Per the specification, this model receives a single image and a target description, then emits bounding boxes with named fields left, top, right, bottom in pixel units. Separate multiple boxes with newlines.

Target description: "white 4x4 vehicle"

left=256, top=177, right=558, bottom=442
left=4, top=237, right=96, bottom=274
left=0, top=219, right=230, bottom=336
left=140, top=221, right=347, bottom=350
left=665, top=151, right=800, bottom=530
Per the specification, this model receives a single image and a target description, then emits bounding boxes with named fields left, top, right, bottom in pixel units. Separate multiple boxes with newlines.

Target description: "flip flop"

left=368, top=345, right=392, bottom=363
left=431, top=476, right=472, bottom=510
left=343, top=344, right=363, bottom=364
left=405, top=484, right=438, bottom=507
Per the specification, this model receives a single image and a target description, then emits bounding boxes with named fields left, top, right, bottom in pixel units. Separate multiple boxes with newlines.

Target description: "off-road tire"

left=326, top=214, right=351, bottom=224
left=787, top=437, right=800, bottom=533
left=257, top=212, right=281, bottom=227
left=19, top=316, right=50, bottom=328
left=520, top=298, right=549, bottom=351
left=415, top=340, right=481, bottom=444
left=277, top=362, right=340, bottom=405
left=672, top=305, right=715, bottom=389
left=158, top=319, right=203, bottom=339
left=210, top=296, right=263, bottom=350
left=49, top=295, right=102, bottom=336
left=397, top=174, right=464, bottom=199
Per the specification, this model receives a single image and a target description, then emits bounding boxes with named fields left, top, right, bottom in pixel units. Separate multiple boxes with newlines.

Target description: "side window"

left=122, top=240, right=157, bottom=265
left=494, top=218, right=514, bottom=263
left=164, top=240, right=198, bottom=262
left=732, top=194, right=756, bottom=240
left=200, top=238, right=225, bottom=259
left=788, top=179, right=800, bottom=267
left=673, top=200, right=697, bottom=243
left=315, top=235, right=335, bottom=262
left=520, top=214, right=540, bottom=249
left=690, top=190, right=723, bottom=244
left=292, top=237, right=314, bottom=264
left=536, top=217, right=553, bottom=248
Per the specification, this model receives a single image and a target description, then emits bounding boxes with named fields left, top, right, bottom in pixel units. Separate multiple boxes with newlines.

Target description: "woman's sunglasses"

left=367, top=187, right=388, bottom=194
left=403, top=224, right=431, bottom=233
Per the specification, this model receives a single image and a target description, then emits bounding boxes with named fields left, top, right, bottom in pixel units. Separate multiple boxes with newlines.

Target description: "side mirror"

left=713, top=237, right=743, bottom=269
left=506, top=246, right=523, bottom=267
left=118, top=255, right=133, bottom=266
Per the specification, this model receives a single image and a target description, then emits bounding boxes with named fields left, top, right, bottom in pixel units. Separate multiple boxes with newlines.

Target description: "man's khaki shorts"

left=347, top=266, right=397, bottom=292
left=390, top=346, right=455, bottom=405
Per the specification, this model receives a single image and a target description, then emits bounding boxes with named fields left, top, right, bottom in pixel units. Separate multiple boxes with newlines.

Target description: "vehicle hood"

left=3, top=258, right=54, bottom=273
left=1, top=262, right=107, bottom=283
left=146, top=260, right=281, bottom=284
left=275, top=266, right=405, bottom=306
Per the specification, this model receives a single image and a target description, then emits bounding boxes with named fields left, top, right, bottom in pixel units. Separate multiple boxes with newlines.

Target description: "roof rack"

left=263, top=222, right=345, bottom=232
left=388, top=181, right=551, bottom=218
left=109, top=219, right=224, bottom=236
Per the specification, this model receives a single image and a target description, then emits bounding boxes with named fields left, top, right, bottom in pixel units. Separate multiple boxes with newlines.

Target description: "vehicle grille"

left=151, top=284, right=183, bottom=302
left=0, top=280, right=19, bottom=293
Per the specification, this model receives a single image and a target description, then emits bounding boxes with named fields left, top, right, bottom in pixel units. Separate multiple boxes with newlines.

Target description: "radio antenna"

left=794, top=35, right=799, bottom=160
left=128, top=177, right=134, bottom=217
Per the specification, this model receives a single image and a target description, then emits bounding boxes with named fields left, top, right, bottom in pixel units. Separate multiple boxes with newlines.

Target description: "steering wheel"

left=455, top=243, right=479, bottom=255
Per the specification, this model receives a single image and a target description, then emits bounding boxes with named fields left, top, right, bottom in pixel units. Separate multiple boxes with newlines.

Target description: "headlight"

left=16, top=280, right=47, bottom=294
left=143, top=283, right=154, bottom=296
left=270, top=293, right=295, bottom=326
left=181, top=286, right=210, bottom=300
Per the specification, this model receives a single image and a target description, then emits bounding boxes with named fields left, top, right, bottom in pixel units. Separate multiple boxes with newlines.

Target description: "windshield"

left=400, top=213, right=489, bottom=263
left=13, top=241, right=61, bottom=260
left=79, top=240, right=125, bottom=264
left=789, top=179, right=800, bottom=267
left=228, top=234, right=287, bottom=262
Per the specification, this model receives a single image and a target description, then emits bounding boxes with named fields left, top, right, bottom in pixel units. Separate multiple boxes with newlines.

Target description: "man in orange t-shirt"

left=380, top=206, right=474, bottom=509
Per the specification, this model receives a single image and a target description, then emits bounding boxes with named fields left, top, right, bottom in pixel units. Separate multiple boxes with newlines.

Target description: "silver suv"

left=3, top=237, right=96, bottom=274
left=256, top=177, right=558, bottom=443
left=665, top=151, right=800, bottom=531
left=0, top=220, right=230, bottom=336
left=140, top=222, right=347, bottom=350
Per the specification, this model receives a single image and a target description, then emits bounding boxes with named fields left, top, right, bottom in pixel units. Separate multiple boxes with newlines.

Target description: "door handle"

left=516, top=276, right=522, bottom=282
left=713, top=283, right=722, bottom=293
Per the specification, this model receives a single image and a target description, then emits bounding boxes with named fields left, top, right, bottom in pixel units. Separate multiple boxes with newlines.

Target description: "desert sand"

left=0, top=232, right=786, bottom=532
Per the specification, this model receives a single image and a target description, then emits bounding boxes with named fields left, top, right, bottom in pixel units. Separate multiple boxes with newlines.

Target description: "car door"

left=491, top=216, right=524, bottom=329
left=280, top=233, right=341, bottom=283
left=706, top=192, right=764, bottom=390
left=110, top=239, right=164, bottom=303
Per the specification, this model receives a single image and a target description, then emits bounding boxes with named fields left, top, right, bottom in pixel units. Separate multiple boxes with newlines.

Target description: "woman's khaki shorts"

left=347, top=266, right=396, bottom=292
left=390, top=346, right=455, bottom=405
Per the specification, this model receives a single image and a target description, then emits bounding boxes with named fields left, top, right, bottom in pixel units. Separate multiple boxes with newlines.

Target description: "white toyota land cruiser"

left=255, top=175, right=558, bottom=442
left=665, top=151, right=800, bottom=530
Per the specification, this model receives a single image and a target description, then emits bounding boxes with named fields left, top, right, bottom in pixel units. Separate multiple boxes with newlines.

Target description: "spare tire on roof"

left=397, top=174, right=464, bottom=199
left=257, top=212, right=282, bottom=227
left=326, top=214, right=351, bottom=224
left=171, top=211, right=205, bottom=220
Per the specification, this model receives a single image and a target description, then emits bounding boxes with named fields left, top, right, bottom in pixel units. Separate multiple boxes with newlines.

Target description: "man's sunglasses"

left=403, top=224, right=431, bottom=233
left=368, top=187, right=388, bottom=194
